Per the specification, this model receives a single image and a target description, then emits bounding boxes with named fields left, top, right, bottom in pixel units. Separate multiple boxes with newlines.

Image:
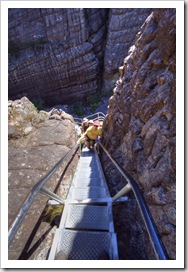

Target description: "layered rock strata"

left=102, top=8, right=152, bottom=92
left=8, top=8, right=108, bottom=105
left=8, top=8, right=152, bottom=106
left=100, top=8, right=176, bottom=259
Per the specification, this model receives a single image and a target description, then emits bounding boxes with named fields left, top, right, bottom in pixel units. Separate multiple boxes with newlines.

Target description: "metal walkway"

left=8, top=112, right=168, bottom=260
left=48, top=146, right=119, bottom=260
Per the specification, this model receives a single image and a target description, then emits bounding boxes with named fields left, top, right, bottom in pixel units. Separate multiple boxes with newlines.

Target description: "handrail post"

left=112, top=183, right=132, bottom=202
left=8, top=143, right=79, bottom=247
left=40, top=187, right=65, bottom=204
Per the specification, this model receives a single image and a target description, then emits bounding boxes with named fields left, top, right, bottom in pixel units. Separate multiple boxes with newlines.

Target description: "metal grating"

left=79, top=162, right=98, bottom=168
left=72, top=177, right=103, bottom=188
left=56, top=229, right=113, bottom=260
left=65, top=204, right=109, bottom=230
left=75, top=172, right=100, bottom=179
left=68, top=186, right=107, bottom=200
left=48, top=145, right=119, bottom=260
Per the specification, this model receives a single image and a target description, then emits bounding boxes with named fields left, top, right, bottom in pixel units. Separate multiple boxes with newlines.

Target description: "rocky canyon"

left=100, top=8, right=176, bottom=260
left=8, top=7, right=176, bottom=261
left=8, top=8, right=151, bottom=105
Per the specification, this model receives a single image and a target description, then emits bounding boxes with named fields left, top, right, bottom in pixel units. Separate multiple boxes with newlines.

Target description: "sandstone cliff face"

left=102, top=8, right=152, bottom=92
left=100, top=8, right=176, bottom=259
left=8, top=97, right=78, bottom=259
left=8, top=8, right=151, bottom=106
left=8, top=8, right=176, bottom=260
left=8, top=8, right=108, bottom=105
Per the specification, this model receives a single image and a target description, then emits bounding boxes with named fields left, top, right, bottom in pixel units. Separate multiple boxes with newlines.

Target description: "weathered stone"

left=162, top=231, right=176, bottom=260
left=8, top=8, right=152, bottom=105
left=100, top=8, right=176, bottom=259
left=8, top=7, right=177, bottom=260
left=8, top=97, right=78, bottom=260
left=146, top=187, right=167, bottom=205
left=163, top=205, right=176, bottom=226
left=132, top=137, right=143, bottom=153
left=130, top=118, right=145, bottom=136
left=8, top=8, right=108, bottom=105
left=102, top=8, right=152, bottom=92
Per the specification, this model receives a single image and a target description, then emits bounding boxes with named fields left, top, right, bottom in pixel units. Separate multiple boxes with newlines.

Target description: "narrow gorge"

left=8, top=8, right=152, bottom=105
left=8, top=8, right=176, bottom=260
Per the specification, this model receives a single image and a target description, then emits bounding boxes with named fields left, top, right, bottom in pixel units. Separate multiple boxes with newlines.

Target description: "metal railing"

left=9, top=112, right=105, bottom=248
left=9, top=112, right=168, bottom=260
left=73, top=112, right=106, bottom=125
left=74, top=112, right=106, bottom=154
left=8, top=143, right=79, bottom=247
left=98, top=142, right=168, bottom=260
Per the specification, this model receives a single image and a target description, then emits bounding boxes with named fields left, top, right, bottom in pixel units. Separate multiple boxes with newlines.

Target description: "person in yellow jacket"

left=82, top=120, right=101, bottom=149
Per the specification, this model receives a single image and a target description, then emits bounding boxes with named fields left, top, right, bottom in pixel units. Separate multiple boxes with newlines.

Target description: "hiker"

left=48, top=108, right=65, bottom=120
left=82, top=120, right=101, bottom=149
left=81, top=118, right=89, bottom=133
left=59, top=109, right=65, bottom=120
left=49, top=108, right=60, bottom=115
left=80, top=118, right=89, bottom=150
left=88, top=120, right=94, bottom=126
left=80, top=119, right=93, bottom=143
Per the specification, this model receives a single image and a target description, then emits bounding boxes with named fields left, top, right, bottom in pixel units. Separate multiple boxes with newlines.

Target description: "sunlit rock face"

left=101, top=8, right=176, bottom=259
left=8, top=8, right=176, bottom=260
left=8, top=97, right=78, bottom=260
left=8, top=8, right=151, bottom=106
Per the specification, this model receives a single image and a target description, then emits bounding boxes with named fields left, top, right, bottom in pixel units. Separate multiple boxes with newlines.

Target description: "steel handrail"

left=98, top=142, right=168, bottom=260
left=8, top=143, right=79, bottom=247
left=73, top=117, right=82, bottom=125
left=73, top=112, right=106, bottom=125
left=84, top=112, right=106, bottom=120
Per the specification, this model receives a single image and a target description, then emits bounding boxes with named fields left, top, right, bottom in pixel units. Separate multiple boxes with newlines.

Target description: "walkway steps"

left=48, top=147, right=118, bottom=260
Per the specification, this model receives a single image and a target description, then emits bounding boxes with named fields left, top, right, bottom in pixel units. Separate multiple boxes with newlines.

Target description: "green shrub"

left=91, top=102, right=98, bottom=113
left=73, top=102, right=85, bottom=116
left=42, top=205, right=64, bottom=226
left=32, top=98, right=46, bottom=111
left=86, top=93, right=101, bottom=105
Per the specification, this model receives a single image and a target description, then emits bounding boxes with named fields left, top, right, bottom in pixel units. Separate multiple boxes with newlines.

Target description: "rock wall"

left=8, top=8, right=107, bottom=106
left=8, top=97, right=79, bottom=259
left=8, top=8, right=176, bottom=260
left=100, top=8, right=176, bottom=259
left=102, top=8, right=152, bottom=92
left=8, top=8, right=108, bottom=105
left=8, top=8, right=151, bottom=106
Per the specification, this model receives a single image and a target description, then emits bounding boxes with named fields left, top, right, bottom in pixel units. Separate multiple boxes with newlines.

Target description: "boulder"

left=8, top=97, right=79, bottom=260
